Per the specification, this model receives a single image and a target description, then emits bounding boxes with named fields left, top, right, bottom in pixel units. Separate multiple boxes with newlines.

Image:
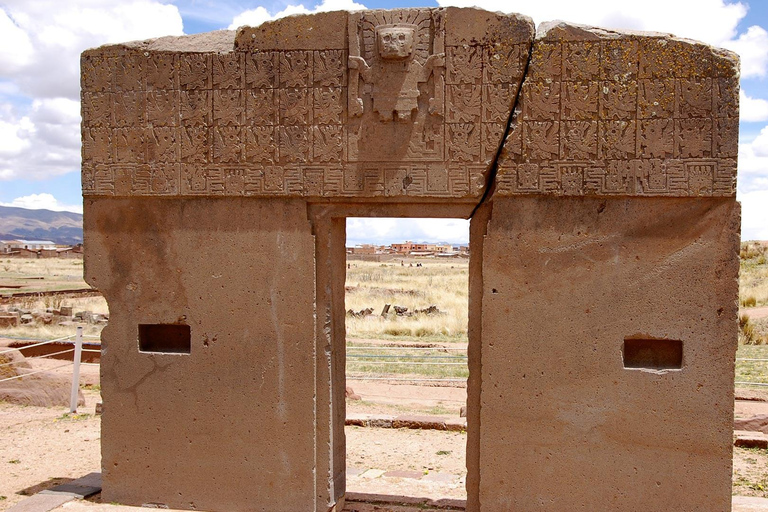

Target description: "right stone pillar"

left=474, top=21, right=741, bottom=511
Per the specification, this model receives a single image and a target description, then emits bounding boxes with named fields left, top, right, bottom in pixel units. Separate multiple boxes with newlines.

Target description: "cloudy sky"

left=0, top=0, right=766, bottom=245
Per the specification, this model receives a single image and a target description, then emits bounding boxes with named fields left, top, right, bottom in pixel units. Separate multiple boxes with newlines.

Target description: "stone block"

left=735, top=431, right=768, bottom=449
left=0, top=312, right=19, bottom=327
left=80, top=7, right=740, bottom=512
left=734, top=414, right=768, bottom=434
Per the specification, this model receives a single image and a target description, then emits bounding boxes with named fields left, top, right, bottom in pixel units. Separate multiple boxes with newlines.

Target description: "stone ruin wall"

left=81, top=9, right=533, bottom=200
left=80, top=12, right=739, bottom=202
left=81, top=7, right=741, bottom=512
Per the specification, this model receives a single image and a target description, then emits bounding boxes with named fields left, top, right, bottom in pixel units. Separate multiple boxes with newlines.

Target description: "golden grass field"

left=345, top=259, right=468, bottom=342
left=739, top=242, right=768, bottom=346
left=741, top=241, right=768, bottom=307
left=0, top=244, right=766, bottom=351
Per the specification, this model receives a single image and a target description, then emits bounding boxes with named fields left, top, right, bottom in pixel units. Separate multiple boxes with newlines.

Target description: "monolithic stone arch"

left=82, top=7, right=740, bottom=511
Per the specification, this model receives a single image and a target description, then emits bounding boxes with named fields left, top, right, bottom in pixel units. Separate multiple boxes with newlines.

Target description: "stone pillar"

left=85, top=197, right=319, bottom=511
left=477, top=196, right=739, bottom=510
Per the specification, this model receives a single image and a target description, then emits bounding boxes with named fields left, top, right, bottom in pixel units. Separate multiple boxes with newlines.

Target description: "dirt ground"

left=1, top=360, right=768, bottom=510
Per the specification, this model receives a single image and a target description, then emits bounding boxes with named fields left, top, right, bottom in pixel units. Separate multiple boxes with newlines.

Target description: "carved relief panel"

left=82, top=11, right=736, bottom=200
left=497, top=27, right=739, bottom=197
left=81, top=8, right=533, bottom=199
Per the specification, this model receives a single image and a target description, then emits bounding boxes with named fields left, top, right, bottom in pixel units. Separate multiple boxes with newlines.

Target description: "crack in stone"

left=469, top=40, right=535, bottom=218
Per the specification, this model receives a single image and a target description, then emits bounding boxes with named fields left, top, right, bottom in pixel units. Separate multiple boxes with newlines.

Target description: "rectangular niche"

left=139, top=324, right=191, bottom=354
left=623, top=338, right=682, bottom=370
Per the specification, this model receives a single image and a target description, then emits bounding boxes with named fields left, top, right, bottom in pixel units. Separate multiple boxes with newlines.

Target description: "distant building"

left=0, top=240, right=20, bottom=254
left=4, top=239, right=56, bottom=251
left=348, top=244, right=376, bottom=255
left=391, top=241, right=429, bottom=254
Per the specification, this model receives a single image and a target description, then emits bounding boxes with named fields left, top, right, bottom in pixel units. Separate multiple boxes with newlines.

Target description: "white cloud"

left=228, top=0, right=366, bottom=30
left=0, top=2, right=183, bottom=100
left=740, top=125, right=768, bottom=171
left=0, top=9, right=34, bottom=73
left=741, top=90, right=768, bottom=123
left=0, top=193, right=82, bottom=214
left=0, top=118, right=32, bottom=157
left=347, top=218, right=469, bottom=246
left=0, top=98, right=82, bottom=180
left=737, top=126, right=768, bottom=239
left=0, top=1, right=183, bottom=183
left=229, top=6, right=271, bottom=29
left=722, top=24, right=768, bottom=78
left=739, top=189, right=768, bottom=241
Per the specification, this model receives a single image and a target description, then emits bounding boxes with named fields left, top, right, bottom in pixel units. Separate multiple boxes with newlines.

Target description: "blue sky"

left=0, top=0, right=766, bottom=244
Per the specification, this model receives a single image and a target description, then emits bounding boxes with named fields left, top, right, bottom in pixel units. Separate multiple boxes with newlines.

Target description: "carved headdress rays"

left=360, top=10, right=432, bottom=65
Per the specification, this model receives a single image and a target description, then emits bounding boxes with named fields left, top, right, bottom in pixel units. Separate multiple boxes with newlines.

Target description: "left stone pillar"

left=84, top=197, right=319, bottom=511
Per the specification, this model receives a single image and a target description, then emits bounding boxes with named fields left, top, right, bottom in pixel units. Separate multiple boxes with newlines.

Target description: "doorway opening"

left=343, top=217, right=470, bottom=502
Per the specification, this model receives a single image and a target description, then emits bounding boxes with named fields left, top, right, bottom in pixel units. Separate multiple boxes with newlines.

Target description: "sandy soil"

left=734, top=446, right=768, bottom=498
left=0, top=388, right=102, bottom=510
left=1, top=369, right=768, bottom=510
left=742, top=306, right=768, bottom=320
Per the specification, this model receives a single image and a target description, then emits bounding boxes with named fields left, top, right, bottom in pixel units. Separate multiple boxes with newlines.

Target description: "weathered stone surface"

left=81, top=8, right=534, bottom=200
left=345, top=385, right=361, bottom=400
left=0, top=349, right=85, bottom=407
left=41, top=472, right=102, bottom=498
left=735, top=430, right=768, bottom=449
left=476, top=196, right=739, bottom=511
left=496, top=22, right=739, bottom=197
left=81, top=7, right=741, bottom=512
left=85, top=197, right=317, bottom=511
left=392, top=414, right=447, bottom=430
left=0, top=312, right=19, bottom=327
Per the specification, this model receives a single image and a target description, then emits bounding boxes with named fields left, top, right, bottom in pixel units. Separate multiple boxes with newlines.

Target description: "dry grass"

left=740, top=242, right=768, bottom=308
left=345, top=259, right=468, bottom=342
left=0, top=258, right=106, bottom=340
left=0, top=295, right=108, bottom=340
left=0, top=258, right=88, bottom=294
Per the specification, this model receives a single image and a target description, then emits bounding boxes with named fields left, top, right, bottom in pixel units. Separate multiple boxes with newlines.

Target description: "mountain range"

left=0, top=205, right=83, bottom=245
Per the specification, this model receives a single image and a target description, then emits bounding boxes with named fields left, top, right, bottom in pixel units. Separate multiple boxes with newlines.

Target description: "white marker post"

left=70, top=326, right=83, bottom=413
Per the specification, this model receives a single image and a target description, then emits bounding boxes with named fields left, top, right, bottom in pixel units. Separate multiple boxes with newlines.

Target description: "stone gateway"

left=81, top=7, right=740, bottom=511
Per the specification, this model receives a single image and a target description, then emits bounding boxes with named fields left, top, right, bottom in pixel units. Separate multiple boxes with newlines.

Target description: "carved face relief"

left=376, top=26, right=415, bottom=60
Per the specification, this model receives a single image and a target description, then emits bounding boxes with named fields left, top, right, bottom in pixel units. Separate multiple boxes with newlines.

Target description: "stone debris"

left=347, top=308, right=374, bottom=318
left=735, top=415, right=768, bottom=435
left=0, top=312, right=19, bottom=327
left=346, top=412, right=466, bottom=432
left=0, top=306, right=108, bottom=326
left=376, top=305, right=444, bottom=317
left=734, top=430, right=768, bottom=449
left=346, top=385, right=362, bottom=400
left=0, top=348, right=84, bottom=407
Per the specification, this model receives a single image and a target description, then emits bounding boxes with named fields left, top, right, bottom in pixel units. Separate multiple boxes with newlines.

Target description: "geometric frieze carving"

left=496, top=158, right=736, bottom=197
left=81, top=7, right=533, bottom=199
left=496, top=22, right=739, bottom=197
left=81, top=11, right=738, bottom=199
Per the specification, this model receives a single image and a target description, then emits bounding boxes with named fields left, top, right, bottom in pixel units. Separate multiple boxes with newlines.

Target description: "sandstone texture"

left=82, top=7, right=740, bottom=512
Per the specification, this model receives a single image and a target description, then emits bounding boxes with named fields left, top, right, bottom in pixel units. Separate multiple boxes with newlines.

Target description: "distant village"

left=347, top=241, right=469, bottom=259
left=0, top=239, right=83, bottom=259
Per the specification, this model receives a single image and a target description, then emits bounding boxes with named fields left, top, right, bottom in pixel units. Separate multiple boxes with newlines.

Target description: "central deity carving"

left=349, top=22, right=444, bottom=121
left=347, top=9, right=446, bottom=161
